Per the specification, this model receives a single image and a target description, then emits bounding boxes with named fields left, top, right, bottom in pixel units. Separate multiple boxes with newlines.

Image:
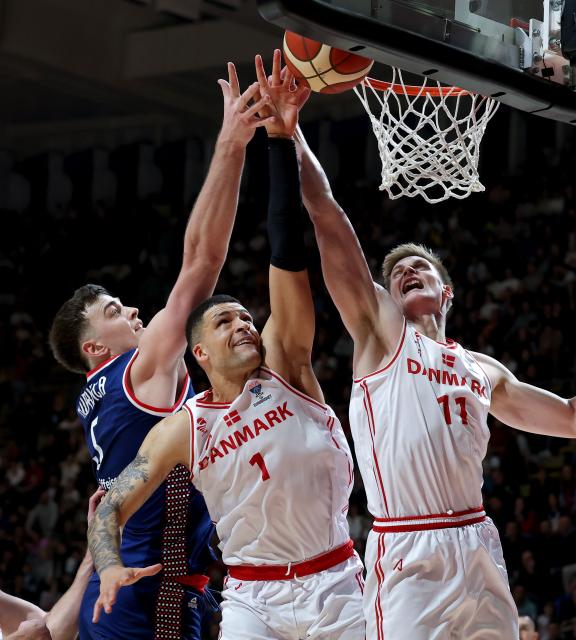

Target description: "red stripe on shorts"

left=375, top=533, right=386, bottom=640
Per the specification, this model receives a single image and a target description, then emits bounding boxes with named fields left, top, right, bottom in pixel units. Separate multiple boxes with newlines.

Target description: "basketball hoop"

left=354, top=68, right=500, bottom=204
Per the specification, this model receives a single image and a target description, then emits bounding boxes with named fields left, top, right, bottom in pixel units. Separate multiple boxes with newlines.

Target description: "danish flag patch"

left=223, top=410, right=241, bottom=427
left=442, top=353, right=456, bottom=367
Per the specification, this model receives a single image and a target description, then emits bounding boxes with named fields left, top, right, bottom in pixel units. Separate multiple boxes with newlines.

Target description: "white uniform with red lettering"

left=183, top=367, right=365, bottom=639
left=350, top=322, right=517, bottom=640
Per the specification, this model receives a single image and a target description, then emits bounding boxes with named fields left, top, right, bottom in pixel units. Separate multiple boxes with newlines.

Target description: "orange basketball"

left=283, top=31, right=374, bottom=94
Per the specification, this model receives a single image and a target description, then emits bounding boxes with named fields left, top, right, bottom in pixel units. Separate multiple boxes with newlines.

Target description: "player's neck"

left=208, top=367, right=256, bottom=404
left=409, top=313, right=447, bottom=343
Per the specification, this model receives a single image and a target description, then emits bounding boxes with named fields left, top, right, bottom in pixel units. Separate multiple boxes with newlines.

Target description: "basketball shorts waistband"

left=227, top=539, right=355, bottom=581
left=172, top=574, right=210, bottom=592
left=372, top=506, right=486, bottom=533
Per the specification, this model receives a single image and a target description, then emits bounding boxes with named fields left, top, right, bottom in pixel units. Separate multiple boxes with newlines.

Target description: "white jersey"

left=350, top=322, right=491, bottom=519
left=183, top=367, right=354, bottom=566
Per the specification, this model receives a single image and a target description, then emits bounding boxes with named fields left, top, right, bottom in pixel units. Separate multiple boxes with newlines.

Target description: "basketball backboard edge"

left=257, top=0, right=576, bottom=124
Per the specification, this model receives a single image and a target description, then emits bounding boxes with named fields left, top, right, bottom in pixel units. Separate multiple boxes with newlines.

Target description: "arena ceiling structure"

left=0, top=0, right=363, bottom=154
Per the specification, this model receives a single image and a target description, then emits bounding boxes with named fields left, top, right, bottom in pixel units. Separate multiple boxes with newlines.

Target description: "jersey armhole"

left=182, top=404, right=195, bottom=478
left=123, top=350, right=191, bottom=416
left=353, top=320, right=407, bottom=384
left=467, top=350, right=494, bottom=395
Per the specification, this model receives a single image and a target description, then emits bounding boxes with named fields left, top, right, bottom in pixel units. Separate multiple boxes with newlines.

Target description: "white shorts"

left=364, top=518, right=518, bottom=640
left=220, top=554, right=366, bottom=639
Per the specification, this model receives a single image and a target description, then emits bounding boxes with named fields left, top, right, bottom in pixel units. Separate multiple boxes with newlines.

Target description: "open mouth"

left=233, top=338, right=256, bottom=348
left=402, top=280, right=424, bottom=295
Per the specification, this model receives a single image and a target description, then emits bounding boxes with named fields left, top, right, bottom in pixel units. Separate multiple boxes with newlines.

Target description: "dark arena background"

left=2, top=1, right=576, bottom=638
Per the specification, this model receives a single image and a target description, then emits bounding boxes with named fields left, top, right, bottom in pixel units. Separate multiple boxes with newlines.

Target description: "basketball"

left=283, top=31, right=374, bottom=94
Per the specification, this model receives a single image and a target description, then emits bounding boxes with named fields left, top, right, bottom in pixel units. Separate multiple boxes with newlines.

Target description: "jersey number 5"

left=249, top=452, right=270, bottom=481
left=437, top=395, right=468, bottom=426
left=90, top=416, right=105, bottom=470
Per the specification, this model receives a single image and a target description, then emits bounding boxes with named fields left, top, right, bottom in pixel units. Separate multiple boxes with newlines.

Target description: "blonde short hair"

left=381, top=243, right=453, bottom=291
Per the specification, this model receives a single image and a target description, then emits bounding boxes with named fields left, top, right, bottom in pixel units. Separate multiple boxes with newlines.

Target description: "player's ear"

left=82, top=339, right=110, bottom=359
left=192, top=343, right=208, bottom=364
left=443, top=284, right=454, bottom=300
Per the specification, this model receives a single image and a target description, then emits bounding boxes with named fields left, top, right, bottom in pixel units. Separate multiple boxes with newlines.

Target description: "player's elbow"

left=568, top=398, right=576, bottom=437
left=183, top=246, right=225, bottom=274
left=302, top=192, right=336, bottom=219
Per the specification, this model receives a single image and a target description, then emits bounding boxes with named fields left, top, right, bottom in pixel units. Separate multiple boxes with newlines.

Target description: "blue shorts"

left=79, top=574, right=219, bottom=640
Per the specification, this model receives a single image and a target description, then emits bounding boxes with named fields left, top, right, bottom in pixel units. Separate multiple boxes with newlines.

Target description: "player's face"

left=84, top=295, right=144, bottom=356
left=389, top=256, right=452, bottom=319
left=195, top=303, right=262, bottom=373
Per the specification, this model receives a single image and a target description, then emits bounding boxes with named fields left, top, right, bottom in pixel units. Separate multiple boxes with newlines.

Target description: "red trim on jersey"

left=173, top=574, right=209, bottom=592
left=360, top=381, right=389, bottom=515
left=195, top=389, right=231, bottom=409
left=227, top=540, right=355, bottom=581
left=373, top=505, right=485, bottom=523
left=417, top=331, right=458, bottom=350
left=86, top=354, right=121, bottom=381
left=354, top=321, right=407, bottom=383
left=183, top=404, right=195, bottom=477
left=373, top=515, right=486, bottom=533
left=122, top=350, right=190, bottom=414
left=262, top=367, right=328, bottom=410
left=374, top=534, right=385, bottom=640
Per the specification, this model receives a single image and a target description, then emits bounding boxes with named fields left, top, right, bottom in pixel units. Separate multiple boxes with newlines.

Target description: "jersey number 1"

left=249, top=452, right=270, bottom=481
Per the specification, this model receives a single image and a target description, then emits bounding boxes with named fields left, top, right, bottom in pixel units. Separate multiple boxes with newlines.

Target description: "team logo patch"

left=224, top=410, right=241, bottom=427
left=196, top=416, right=207, bottom=433
left=248, top=381, right=272, bottom=407
left=442, top=353, right=456, bottom=367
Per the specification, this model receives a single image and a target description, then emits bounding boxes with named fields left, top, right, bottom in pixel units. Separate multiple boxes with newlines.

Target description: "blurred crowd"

left=1, top=116, right=576, bottom=639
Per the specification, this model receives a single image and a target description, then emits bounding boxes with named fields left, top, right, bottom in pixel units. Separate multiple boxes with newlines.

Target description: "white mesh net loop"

left=354, top=68, right=500, bottom=204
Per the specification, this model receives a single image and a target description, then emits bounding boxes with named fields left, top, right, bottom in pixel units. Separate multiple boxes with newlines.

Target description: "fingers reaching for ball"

left=254, top=50, right=311, bottom=139
left=217, top=68, right=276, bottom=147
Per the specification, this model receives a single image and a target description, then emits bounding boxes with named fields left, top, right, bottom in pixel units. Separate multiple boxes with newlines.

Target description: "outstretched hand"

left=217, top=61, right=275, bottom=148
left=92, top=564, right=162, bottom=623
left=255, top=49, right=311, bottom=138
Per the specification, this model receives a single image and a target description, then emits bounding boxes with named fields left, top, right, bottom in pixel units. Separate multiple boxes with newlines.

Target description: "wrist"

left=267, top=132, right=294, bottom=140
left=215, top=134, right=248, bottom=154
left=98, top=561, right=124, bottom=576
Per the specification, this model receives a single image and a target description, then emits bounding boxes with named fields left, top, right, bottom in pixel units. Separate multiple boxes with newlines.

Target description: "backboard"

left=257, top=0, right=576, bottom=123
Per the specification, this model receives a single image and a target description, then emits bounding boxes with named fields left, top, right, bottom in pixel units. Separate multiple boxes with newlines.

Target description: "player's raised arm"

left=294, top=125, right=403, bottom=355
left=473, top=351, right=576, bottom=438
left=133, top=63, right=274, bottom=379
left=88, top=412, right=190, bottom=623
left=254, top=52, right=323, bottom=401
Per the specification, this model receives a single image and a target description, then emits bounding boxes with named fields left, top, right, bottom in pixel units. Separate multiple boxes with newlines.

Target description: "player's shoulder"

left=467, top=350, right=512, bottom=387
left=84, top=349, right=136, bottom=384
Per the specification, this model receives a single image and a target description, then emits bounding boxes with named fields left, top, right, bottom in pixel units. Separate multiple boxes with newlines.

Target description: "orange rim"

left=363, top=77, right=472, bottom=97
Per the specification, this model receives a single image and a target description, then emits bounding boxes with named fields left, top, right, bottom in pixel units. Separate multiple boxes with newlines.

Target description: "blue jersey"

left=77, top=349, right=215, bottom=640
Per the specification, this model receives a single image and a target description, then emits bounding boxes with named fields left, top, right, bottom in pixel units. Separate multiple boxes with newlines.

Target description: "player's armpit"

left=474, top=351, right=576, bottom=438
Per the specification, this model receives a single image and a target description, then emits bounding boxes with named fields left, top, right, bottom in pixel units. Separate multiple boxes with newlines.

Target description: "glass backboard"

left=257, top=0, right=576, bottom=123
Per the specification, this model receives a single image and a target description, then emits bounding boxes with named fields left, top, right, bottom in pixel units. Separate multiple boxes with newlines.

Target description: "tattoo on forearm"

left=88, top=453, right=150, bottom=574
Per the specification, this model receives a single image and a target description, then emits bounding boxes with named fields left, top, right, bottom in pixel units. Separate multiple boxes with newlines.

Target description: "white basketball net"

left=354, top=68, right=500, bottom=204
